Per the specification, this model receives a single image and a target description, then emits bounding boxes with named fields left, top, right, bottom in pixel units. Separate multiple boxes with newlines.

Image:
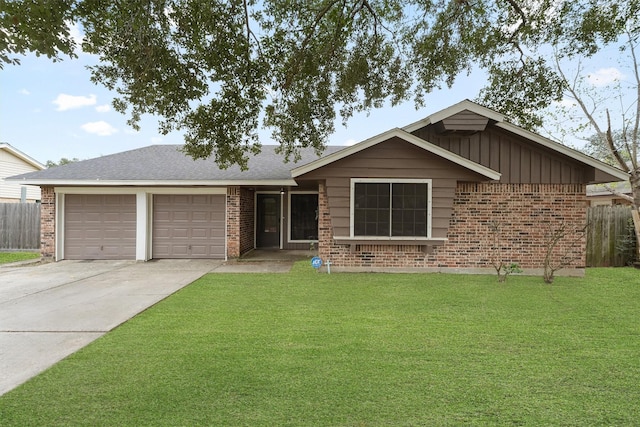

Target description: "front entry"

left=256, top=194, right=281, bottom=248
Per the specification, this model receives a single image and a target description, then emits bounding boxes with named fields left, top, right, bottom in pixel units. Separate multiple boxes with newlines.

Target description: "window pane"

left=290, top=194, right=318, bottom=240
left=354, top=183, right=390, bottom=237
left=391, top=183, right=428, bottom=237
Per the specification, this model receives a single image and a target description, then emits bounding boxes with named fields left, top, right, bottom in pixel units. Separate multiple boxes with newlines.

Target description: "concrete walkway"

left=0, top=259, right=221, bottom=396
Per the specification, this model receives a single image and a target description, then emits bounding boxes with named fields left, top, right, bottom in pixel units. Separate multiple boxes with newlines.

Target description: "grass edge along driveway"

left=1, top=265, right=638, bottom=426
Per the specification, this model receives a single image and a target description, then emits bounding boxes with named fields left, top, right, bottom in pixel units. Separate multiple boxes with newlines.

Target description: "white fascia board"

left=496, top=122, right=630, bottom=181
left=55, top=186, right=228, bottom=195
left=19, top=179, right=299, bottom=187
left=292, top=128, right=501, bottom=181
left=402, top=99, right=505, bottom=133
left=292, top=128, right=401, bottom=177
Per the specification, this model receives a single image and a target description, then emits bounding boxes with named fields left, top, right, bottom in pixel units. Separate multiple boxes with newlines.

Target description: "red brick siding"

left=227, top=186, right=255, bottom=258
left=40, top=186, right=55, bottom=259
left=239, top=187, right=254, bottom=255
left=226, top=187, right=240, bottom=258
left=320, top=182, right=587, bottom=270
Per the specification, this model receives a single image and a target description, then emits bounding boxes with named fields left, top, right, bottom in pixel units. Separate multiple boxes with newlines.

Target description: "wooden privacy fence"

left=586, top=205, right=637, bottom=267
left=0, top=203, right=41, bottom=250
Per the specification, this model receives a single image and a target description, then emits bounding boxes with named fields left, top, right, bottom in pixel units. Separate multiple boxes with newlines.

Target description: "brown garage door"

left=153, top=194, right=225, bottom=259
left=64, top=194, right=136, bottom=260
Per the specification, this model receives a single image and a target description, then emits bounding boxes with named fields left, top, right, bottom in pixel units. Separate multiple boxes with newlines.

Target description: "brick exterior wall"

left=319, top=182, right=587, bottom=272
left=239, top=187, right=255, bottom=255
left=227, top=186, right=255, bottom=258
left=226, top=187, right=241, bottom=258
left=40, top=186, right=55, bottom=259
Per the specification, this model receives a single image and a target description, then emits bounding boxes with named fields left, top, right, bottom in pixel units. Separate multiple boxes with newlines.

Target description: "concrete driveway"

left=0, top=259, right=221, bottom=396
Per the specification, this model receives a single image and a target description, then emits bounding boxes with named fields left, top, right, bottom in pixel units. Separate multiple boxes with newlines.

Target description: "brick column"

left=226, top=186, right=240, bottom=258
left=317, top=181, right=332, bottom=261
left=40, top=186, right=55, bottom=259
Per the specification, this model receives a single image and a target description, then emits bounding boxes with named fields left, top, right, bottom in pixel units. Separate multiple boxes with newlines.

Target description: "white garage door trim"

left=63, top=194, right=137, bottom=260
left=55, top=187, right=228, bottom=261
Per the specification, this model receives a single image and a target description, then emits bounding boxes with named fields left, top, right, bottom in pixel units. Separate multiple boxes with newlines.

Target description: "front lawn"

left=1, top=266, right=639, bottom=425
left=0, top=251, right=40, bottom=265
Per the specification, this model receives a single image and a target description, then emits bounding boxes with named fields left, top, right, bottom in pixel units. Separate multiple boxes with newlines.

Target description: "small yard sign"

left=311, top=256, right=323, bottom=269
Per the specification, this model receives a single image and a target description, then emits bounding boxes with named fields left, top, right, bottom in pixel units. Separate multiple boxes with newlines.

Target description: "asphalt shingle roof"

left=10, top=145, right=346, bottom=183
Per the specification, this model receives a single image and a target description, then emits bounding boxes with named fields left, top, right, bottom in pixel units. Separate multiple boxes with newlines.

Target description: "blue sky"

left=0, top=35, right=629, bottom=166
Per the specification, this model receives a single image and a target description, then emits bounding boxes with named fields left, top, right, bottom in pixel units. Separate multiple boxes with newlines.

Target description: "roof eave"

left=495, top=122, right=630, bottom=182
left=7, top=179, right=299, bottom=187
left=402, top=99, right=505, bottom=133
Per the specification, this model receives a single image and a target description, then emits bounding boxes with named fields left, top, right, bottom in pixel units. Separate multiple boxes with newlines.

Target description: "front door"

left=256, top=194, right=281, bottom=248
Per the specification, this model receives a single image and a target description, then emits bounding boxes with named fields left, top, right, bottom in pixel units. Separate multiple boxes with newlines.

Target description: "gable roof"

left=403, top=99, right=505, bottom=133
left=402, top=100, right=628, bottom=182
left=7, top=100, right=628, bottom=186
left=8, top=145, right=345, bottom=186
left=0, top=143, right=45, bottom=170
left=291, top=128, right=502, bottom=180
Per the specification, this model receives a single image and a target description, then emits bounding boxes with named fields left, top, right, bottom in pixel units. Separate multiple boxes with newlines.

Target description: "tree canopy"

left=1, top=0, right=638, bottom=168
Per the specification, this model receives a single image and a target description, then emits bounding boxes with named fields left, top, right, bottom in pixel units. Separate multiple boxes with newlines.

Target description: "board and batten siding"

left=297, top=138, right=489, bottom=239
left=0, top=149, right=41, bottom=201
left=412, top=125, right=587, bottom=184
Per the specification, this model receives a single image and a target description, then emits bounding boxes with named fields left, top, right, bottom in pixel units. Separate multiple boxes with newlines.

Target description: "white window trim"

left=350, top=178, right=433, bottom=239
left=287, top=191, right=319, bottom=243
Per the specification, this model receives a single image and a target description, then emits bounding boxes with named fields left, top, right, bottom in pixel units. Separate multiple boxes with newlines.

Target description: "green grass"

left=0, top=251, right=40, bottom=264
left=1, top=266, right=639, bottom=425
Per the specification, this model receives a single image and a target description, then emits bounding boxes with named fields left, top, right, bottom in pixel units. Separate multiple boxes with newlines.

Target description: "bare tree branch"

left=606, top=110, right=631, bottom=172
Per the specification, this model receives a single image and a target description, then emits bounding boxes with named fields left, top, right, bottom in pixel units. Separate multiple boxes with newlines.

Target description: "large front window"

left=352, top=179, right=431, bottom=238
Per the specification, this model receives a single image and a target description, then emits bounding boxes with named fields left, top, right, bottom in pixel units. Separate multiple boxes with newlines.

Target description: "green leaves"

left=2, top=0, right=637, bottom=167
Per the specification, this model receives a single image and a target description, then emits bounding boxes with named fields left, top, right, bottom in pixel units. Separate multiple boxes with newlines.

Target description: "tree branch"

left=627, top=29, right=639, bottom=169
left=243, top=0, right=261, bottom=54
left=606, top=110, right=631, bottom=172
left=601, top=183, right=634, bottom=203
left=505, top=0, right=527, bottom=67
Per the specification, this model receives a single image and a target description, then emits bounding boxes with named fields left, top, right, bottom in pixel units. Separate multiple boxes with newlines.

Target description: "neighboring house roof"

left=587, top=181, right=632, bottom=197
left=1, top=143, right=45, bottom=200
left=9, top=144, right=346, bottom=186
left=0, top=143, right=45, bottom=170
left=291, top=128, right=501, bottom=180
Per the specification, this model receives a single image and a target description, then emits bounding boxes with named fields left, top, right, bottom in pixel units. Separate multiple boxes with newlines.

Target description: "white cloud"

left=343, top=138, right=358, bottom=146
left=81, top=121, right=118, bottom=136
left=95, top=104, right=111, bottom=113
left=586, top=68, right=624, bottom=87
left=151, top=137, right=163, bottom=144
left=19, top=89, right=30, bottom=95
left=53, top=93, right=97, bottom=111
left=67, top=21, right=85, bottom=51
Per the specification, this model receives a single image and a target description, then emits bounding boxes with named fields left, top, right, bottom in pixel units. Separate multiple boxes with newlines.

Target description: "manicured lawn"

left=0, top=252, right=40, bottom=264
left=1, top=266, right=639, bottom=425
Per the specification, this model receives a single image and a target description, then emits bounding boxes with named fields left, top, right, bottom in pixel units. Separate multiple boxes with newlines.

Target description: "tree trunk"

left=632, top=174, right=640, bottom=262
left=632, top=209, right=640, bottom=263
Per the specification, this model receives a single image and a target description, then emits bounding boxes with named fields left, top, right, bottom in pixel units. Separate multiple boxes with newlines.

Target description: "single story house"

left=9, top=100, right=628, bottom=274
left=0, top=143, right=44, bottom=202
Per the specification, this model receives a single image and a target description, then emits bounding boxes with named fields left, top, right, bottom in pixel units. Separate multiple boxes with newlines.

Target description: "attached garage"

left=152, top=194, right=226, bottom=259
left=64, top=194, right=136, bottom=260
